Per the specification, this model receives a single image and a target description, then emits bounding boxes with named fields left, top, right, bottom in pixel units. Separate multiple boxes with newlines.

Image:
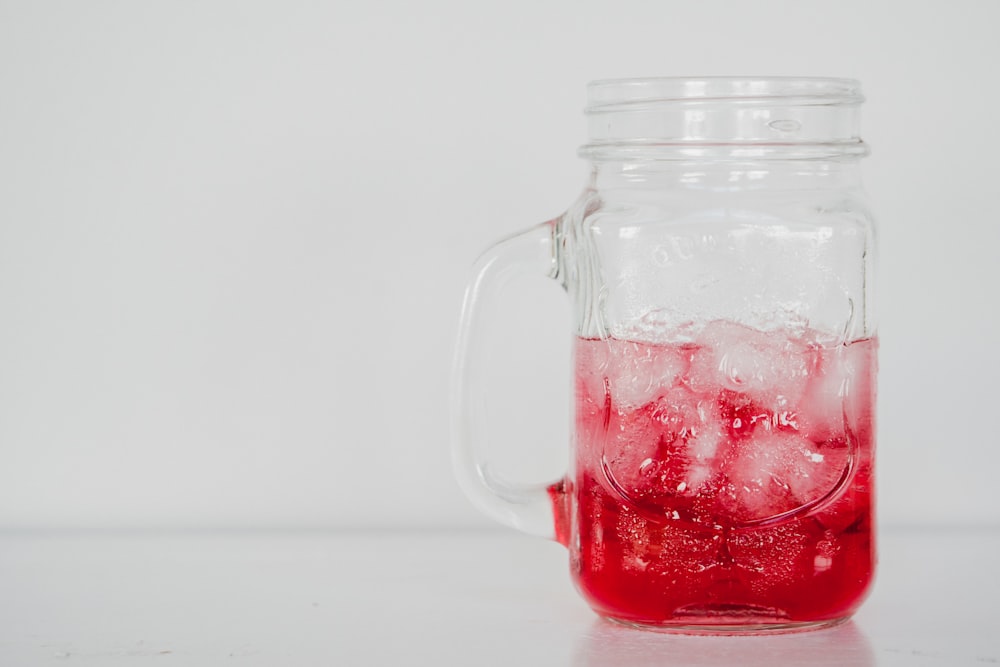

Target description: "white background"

left=1, top=0, right=997, bottom=531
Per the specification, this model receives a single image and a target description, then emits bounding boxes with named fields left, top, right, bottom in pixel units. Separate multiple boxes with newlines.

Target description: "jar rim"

left=581, top=77, right=867, bottom=160
left=586, top=77, right=864, bottom=113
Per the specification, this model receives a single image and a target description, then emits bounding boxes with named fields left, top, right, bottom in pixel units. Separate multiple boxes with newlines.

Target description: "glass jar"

left=453, top=77, right=877, bottom=633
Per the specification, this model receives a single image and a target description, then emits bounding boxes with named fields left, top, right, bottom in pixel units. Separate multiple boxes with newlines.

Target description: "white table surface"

left=0, top=526, right=996, bottom=666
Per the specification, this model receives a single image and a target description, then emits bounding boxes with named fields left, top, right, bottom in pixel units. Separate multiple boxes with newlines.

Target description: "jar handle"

left=451, top=220, right=568, bottom=540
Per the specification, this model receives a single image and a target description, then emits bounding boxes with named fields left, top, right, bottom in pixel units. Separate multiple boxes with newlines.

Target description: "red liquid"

left=552, top=321, right=876, bottom=630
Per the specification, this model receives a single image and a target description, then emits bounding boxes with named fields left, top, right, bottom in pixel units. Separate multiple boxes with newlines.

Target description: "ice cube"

left=720, top=429, right=849, bottom=523
left=575, top=337, right=691, bottom=411
left=575, top=338, right=611, bottom=407
left=687, top=320, right=816, bottom=407
left=814, top=479, right=872, bottom=535
left=605, top=338, right=690, bottom=409
left=797, top=338, right=877, bottom=444
left=602, top=386, right=724, bottom=511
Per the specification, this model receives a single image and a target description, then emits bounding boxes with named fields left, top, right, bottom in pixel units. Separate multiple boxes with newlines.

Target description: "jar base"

left=604, top=613, right=851, bottom=636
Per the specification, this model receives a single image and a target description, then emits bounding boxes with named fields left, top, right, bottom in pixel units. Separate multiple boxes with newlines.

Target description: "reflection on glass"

left=572, top=619, right=874, bottom=667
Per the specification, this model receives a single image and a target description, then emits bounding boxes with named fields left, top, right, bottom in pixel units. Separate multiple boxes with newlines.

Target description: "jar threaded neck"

left=581, top=77, right=867, bottom=161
